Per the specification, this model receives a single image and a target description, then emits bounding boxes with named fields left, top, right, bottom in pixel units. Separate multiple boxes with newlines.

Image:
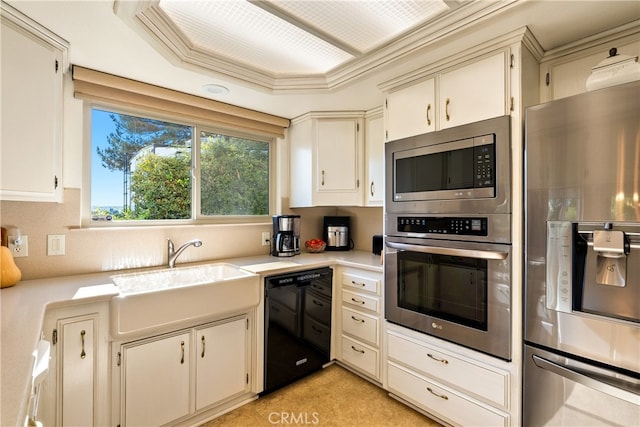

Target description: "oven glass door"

left=397, top=250, right=487, bottom=330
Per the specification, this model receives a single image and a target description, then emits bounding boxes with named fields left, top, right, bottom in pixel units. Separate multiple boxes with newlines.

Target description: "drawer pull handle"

left=427, top=353, right=449, bottom=364
left=311, top=325, right=323, bottom=334
left=427, top=387, right=449, bottom=400
left=351, top=280, right=366, bottom=287
left=351, top=315, right=365, bottom=323
left=180, top=340, right=185, bottom=364
left=312, top=299, right=324, bottom=307
left=445, top=98, right=451, bottom=121
left=201, top=335, right=206, bottom=358
left=351, top=297, right=365, bottom=305
left=80, top=330, right=86, bottom=359
left=426, top=104, right=432, bottom=125
left=351, top=345, right=365, bottom=354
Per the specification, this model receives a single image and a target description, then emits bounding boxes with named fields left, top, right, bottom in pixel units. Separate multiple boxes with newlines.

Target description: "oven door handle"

left=386, top=241, right=508, bottom=260
left=532, top=355, right=640, bottom=405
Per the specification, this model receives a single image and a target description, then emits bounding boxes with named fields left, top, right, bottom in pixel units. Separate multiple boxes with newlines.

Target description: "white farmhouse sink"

left=110, top=263, right=260, bottom=338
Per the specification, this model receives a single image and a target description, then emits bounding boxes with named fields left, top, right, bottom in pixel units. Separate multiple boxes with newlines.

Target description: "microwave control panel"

left=397, top=216, right=488, bottom=236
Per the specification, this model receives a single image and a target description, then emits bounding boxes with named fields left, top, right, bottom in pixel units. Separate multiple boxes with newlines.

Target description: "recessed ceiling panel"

left=159, top=0, right=354, bottom=75
left=270, top=0, right=450, bottom=52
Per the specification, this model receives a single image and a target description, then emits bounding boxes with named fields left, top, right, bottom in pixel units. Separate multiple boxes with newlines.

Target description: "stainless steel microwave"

left=385, top=115, right=511, bottom=215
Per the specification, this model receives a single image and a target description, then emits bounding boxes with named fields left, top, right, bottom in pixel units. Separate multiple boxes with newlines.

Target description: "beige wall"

left=0, top=189, right=382, bottom=280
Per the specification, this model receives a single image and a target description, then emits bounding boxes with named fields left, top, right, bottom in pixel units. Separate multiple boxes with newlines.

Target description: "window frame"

left=82, top=101, right=276, bottom=227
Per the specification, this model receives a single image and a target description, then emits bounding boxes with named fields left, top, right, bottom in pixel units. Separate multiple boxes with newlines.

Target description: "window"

left=90, top=107, right=272, bottom=223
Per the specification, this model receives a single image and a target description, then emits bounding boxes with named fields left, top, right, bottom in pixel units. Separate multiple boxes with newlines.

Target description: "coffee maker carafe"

left=272, top=215, right=301, bottom=257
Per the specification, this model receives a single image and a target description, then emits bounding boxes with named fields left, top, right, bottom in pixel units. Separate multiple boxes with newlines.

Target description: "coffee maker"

left=272, top=215, right=301, bottom=257
left=323, top=216, right=351, bottom=251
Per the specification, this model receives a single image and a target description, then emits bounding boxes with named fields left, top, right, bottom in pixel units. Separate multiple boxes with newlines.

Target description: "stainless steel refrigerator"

left=524, top=81, right=640, bottom=426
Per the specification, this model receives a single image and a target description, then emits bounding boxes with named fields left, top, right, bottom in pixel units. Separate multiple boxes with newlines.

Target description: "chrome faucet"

left=167, top=238, right=202, bottom=268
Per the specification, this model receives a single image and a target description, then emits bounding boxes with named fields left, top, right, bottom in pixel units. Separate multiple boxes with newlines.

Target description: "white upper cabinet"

left=439, top=52, right=507, bottom=129
left=386, top=78, right=436, bottom=141
left=290, top=112, right=364, bottom=207
left=365, top=110, right=384, bottom=206
left=0, top=3, right=68, bottom=202
left=384, top=50, right=508, bottom=141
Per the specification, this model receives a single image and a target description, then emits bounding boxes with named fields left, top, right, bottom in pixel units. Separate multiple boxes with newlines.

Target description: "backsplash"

left=0, top=189, right=382, bottom=280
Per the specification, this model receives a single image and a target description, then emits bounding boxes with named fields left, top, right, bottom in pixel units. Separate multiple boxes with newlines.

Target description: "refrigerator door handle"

left=532, top=354, right=640, bottom=405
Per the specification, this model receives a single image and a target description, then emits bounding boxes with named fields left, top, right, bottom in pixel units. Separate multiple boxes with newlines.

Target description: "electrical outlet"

left=8, top=235, right=28, bottom=258
left=261, top=231, right=271, bottom=246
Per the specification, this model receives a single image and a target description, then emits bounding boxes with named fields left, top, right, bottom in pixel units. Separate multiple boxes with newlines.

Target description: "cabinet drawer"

left=388, top=363, right=508, bottom=427
left=341, top=307, right=378, bottom=346
left=341, top=335, right=378, bottom=379
left=387, top=332, right=508, bottom=408
left=342, top=289, right=379, bottom=313
left=342, top=272, right=380, bottom=294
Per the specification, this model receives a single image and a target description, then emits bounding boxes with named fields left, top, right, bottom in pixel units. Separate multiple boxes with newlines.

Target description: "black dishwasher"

left=263, top=267, right=332, bottom=394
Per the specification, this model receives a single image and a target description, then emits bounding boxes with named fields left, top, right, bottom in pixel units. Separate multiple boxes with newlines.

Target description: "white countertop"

left=1, top=250, right=382, bottom=426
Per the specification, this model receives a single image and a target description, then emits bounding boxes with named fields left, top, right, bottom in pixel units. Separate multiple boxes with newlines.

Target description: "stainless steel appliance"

left=385, top=115, right=511, bottom=215
left=323, top=216, right=352, bottom=251
left=263, top=267, right=332, bottom=394
left=385, top=215, right=512, bottom=360
left=272, top=215, right=300, bottom=257
left=384, top=116, right=513, bottom=361
left=524, top=81, right=640, bottom=426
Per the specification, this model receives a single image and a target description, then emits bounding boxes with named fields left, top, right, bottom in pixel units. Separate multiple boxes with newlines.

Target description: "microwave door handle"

left=531, top=355, right=640, bottom=405
left=385, top=241, right=508, bottom=260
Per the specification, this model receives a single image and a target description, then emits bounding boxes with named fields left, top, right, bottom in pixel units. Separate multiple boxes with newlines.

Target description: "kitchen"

left=1, top=1, right=639, bottom=426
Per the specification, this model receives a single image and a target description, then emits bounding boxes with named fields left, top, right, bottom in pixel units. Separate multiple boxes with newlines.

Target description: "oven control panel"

left=397, top=216, right=488, bottom=236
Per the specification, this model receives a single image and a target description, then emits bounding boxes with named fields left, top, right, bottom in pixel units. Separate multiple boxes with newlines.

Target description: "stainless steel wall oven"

left=384, top=116, right=513, bottom=361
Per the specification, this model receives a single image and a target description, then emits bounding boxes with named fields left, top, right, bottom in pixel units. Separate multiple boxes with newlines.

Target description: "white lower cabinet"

left=337, top=267, right=383, bottom=382
left=386, top=328, right=510, bottom=426
left=123, top=331, right=191, bottom=426
left=195, top=318, right=249, bottom=410
left=119, top=315, right=249, bottom=426
left=60, top=316, right=96, bottom=426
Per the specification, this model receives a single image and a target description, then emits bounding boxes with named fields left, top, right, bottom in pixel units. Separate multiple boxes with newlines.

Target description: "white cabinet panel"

left=61, top=318, right=94, bottom=426
left=386, top=78, right=436, bottom=140
left=388, top=363, right=508, bottom=427
left=195, top=318, right=248, bottom=410
left=289, top=112, right=364, bottom=207
left=123, top=332, right=191, bottom=426
left=439, top=52, right=507, bottom=129
left=365, top=111, right=384, bottom=206
left=0, top=6, right=66, bottom=202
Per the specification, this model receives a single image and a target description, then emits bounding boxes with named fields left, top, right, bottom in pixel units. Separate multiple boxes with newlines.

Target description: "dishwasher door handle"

left=532, top=354, right=640, bottom=405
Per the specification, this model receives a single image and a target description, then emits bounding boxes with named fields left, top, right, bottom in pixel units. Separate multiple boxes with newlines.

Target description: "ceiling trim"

left=114, top=0, right=521, bottom=93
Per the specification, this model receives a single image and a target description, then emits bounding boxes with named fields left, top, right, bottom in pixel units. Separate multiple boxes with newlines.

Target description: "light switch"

left=47, top=234, right=65, bottom=256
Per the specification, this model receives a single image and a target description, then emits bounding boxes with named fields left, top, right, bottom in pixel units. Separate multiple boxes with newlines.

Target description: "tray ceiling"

left=115, top=0, right=484, bottom=91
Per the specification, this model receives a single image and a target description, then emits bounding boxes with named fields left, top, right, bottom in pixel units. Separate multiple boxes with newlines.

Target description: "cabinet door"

left=195, top=317, right=248, bottom=410
left=315, top=118, right=362, bottom=205
left=60, top=318, right=94, bottom=426
left=0, top=15, right=63, bottom=202
left=123, top=332, right=191, bottom=426
left=365, top=113, right=384, bottom=206
left=386, top=78, right=436, bottom=141
left=439, top=52, right=507, bottom=129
